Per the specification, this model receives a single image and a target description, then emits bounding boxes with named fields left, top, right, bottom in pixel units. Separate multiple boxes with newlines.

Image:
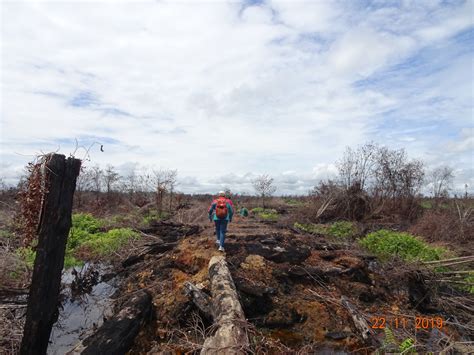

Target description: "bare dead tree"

left=75, top=166, right=93, bottom=208
left=430, top=166, right=454, bottom=199
left=102, top=164, right=120, bottom=197
left=90, top=165, right=103, bottom=203
left=151, top=168, right=178, bottom=214
left=337, top=142, right=378, bottom=191
left=252, top=174, right=276, bottom=209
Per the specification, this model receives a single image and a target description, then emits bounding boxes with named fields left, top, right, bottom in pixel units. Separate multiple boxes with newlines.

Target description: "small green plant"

left=16, top=246, right=36, bottom=268
left=399, top=337, right=415, bottom=353
left=359, top=230, right=446, bottom=262
left=328, top=221, right=356, bottom=238
left=251, top=207, right=265, bottom=213
left=420, top=200, right=433, bottom=209
left=143, top=210, right=169, bottom=225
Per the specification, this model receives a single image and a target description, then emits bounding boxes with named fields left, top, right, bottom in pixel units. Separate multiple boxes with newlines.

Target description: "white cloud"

left=1, top=0, right=472, bottom=194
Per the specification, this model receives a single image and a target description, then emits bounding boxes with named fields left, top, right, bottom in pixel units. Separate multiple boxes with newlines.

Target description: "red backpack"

left=215, top=198, right=228, bottom=219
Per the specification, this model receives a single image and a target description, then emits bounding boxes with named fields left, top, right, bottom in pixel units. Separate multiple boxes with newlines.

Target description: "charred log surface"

left=183, top=282, right=214, bottom=321
left=201, top=256, right=249, bottom=355
left=68, top=290, right=152, bottom=355
left=141, top=222, right=201, bottom=243
left=408, top=272, right=433, bottom=313
left=121, top=242, right=177, bottom=268
left=244, top=243, right=310, bottom=264
left=20, top=154, right=81, bottom=355
left=234, top=277, right=274, bottom=317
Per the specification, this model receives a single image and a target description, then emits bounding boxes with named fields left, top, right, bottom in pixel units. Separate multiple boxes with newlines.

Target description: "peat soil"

left=112, top=215, right=472, bottom=354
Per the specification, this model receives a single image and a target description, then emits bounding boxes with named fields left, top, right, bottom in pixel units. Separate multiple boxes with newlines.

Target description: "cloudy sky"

left=1, top=0, right=473, bottom=194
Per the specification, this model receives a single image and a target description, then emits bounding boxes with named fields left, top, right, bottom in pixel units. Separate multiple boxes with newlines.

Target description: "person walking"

left=209, top=191, right=233, bottom=252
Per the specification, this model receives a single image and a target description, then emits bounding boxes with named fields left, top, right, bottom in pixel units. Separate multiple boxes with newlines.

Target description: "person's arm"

left=228, top=202, right=233, bottom=222
left=208, top=202, right=216, bottom=221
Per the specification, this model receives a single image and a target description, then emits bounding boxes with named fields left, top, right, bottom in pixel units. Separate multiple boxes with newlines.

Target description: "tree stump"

left=20, top=154, right=81, bottom=355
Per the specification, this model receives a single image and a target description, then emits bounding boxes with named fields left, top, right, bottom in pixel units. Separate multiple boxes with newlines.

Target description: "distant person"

left=209, top=191, right=233, bottom=252
left=240, top=207, right=249, bottom=217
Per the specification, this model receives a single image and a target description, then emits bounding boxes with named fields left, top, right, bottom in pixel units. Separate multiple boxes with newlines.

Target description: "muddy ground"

left=101, top=212, right=474, bottom=354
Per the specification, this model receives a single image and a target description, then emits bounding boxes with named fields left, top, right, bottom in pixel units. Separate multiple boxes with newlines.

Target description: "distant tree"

left=337, top=142, right=378, bottom=191
left=430, top=166, right=454, bottom=199
left=75, top=166, right=93, bottom=207
left=103, top=165, right=120, bottom=196
left=90, top=165, right=103, bottom=202
left=252, top=174, right=277, bottom=208
left=151, top=168, right=178, bottom=214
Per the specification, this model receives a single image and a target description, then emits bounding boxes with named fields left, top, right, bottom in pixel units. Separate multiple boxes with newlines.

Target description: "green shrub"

left=251, top=207, right=265, bottom=213
left=328, top=221, right=356, bottom=238
left=359, top=230, right=446, bottom=262
left=81, top=228, right=139, bottom=256
left=71, top=213, right=102, bottom=233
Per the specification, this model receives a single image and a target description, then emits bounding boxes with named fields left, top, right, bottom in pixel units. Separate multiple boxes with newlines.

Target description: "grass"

left=359, top=230, right=446, bottom=262
left=294, top=221, right=356, bottom=238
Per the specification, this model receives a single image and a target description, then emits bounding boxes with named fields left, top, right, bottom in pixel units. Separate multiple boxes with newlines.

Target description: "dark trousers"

left=214, top=219, right=228, bottom=247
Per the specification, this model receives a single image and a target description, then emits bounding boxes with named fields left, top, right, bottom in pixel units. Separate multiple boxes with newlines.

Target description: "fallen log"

left=122, top=242, right=177, bottom=267
left=67, top=290, right=152, bottom=355
left=183, top=281, right=214, bottom=320
left=201, top=256, right=249, bottom=355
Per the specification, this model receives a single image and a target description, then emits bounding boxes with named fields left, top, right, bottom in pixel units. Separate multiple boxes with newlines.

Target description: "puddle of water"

left=47, top=263, right=117, bottom=355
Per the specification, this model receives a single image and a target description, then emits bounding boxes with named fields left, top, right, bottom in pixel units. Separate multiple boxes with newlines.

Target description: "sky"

left=1, top=0, right=473, bottom=195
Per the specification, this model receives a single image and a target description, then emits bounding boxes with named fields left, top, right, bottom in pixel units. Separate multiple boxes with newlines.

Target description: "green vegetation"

left=294, top=222, right=328, bottom=235
left=359, top=230, right=446, bottom=262
left=16, top=246, right=36, bottom=268
left=0, top=229, right=13, bottom=239
left=328, top=221, right=356, bottom=238
left=294, top=221, right=356, bottom=239
left=399, top=337, right=415, bottom=353
left=251, top=208, right=279, bottom=221
left=284, top=198, right=304, bottom=207
left=142, top=209, right=169, bottom=225
left=11, top=213, right=140, bottom=270
left=68, top=214, right=139, bottom=262
left=81, top=228, right=140, bottom=256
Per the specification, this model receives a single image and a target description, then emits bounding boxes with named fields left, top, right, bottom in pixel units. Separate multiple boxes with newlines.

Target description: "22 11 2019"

left=370, top=316, right=444, bottom=330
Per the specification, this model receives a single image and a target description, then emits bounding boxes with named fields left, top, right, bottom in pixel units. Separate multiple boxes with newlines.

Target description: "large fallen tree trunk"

left=201, top=256, right=249, bottom=355
left=67, top=290, right=152, bottom=355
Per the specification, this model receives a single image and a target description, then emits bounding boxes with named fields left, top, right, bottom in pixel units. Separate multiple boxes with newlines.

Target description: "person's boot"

left=218, top=246, right=225, bottom=252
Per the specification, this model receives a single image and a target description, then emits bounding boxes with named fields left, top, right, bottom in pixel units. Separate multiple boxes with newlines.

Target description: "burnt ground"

left=113, top=215, right=473, bottom=354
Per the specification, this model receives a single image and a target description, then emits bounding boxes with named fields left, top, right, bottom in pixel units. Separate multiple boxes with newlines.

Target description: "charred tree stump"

left=201, top=256, right=249, bottom=355
left=67, top=290, right=152, bottom=355
left=20, top=154, right=81, bottom=355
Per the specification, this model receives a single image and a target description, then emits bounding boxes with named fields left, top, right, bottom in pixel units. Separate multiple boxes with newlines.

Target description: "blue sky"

left=1, top=0, right=473, bottom=195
